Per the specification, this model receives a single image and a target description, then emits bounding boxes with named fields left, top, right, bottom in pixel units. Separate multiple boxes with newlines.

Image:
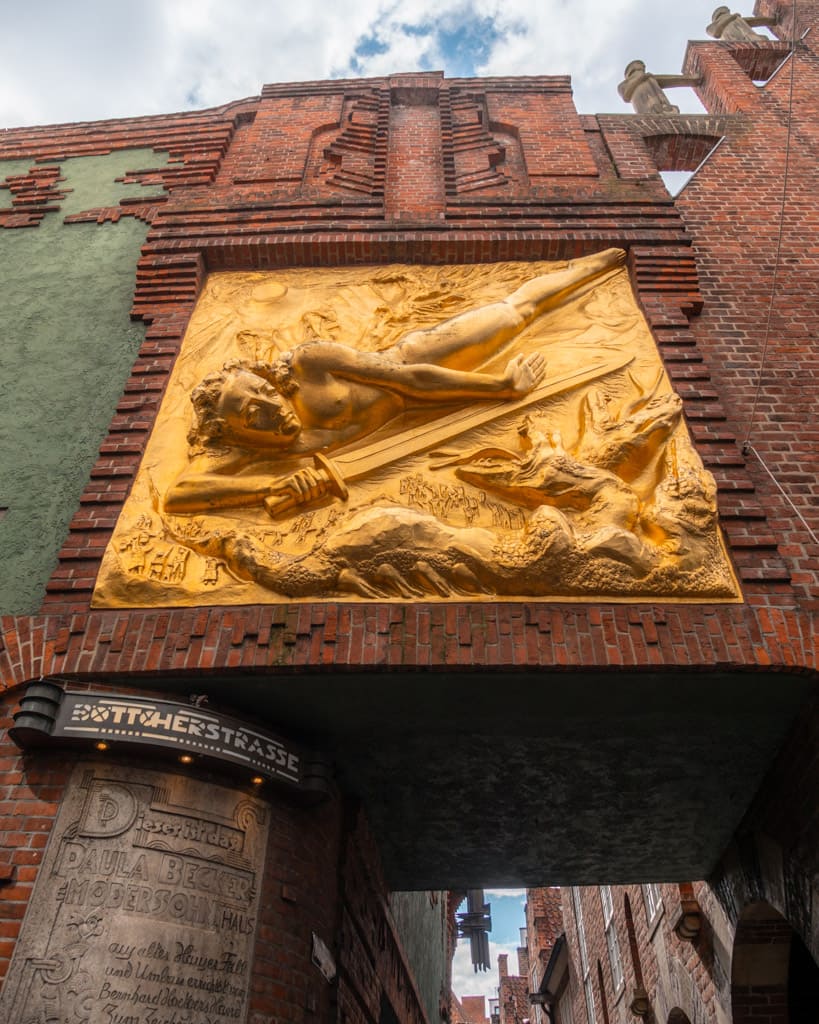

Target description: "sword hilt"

left=263, top=453, right=349, bottom=519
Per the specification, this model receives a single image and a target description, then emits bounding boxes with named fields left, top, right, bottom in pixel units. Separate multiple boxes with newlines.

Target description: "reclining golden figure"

left=165, top=248, right=625, bottom=516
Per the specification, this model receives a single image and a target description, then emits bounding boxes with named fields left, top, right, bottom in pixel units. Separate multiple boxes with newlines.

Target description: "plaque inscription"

left=0, top=764, right=269, bottom=1024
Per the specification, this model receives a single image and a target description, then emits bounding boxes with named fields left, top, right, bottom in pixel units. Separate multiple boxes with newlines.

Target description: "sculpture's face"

left=218, top=369, right=301, bottom=448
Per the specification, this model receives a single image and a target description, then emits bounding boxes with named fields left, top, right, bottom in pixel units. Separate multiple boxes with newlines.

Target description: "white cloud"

left=452, top=935, right=521, bottom=1002
left=452, top=887, right=529, bottom=1001
left=1, top=1, right=718, bottom=128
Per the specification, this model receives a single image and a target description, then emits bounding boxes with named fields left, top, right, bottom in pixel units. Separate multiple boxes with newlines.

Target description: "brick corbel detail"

left=671, top=882, right=702, bottom=940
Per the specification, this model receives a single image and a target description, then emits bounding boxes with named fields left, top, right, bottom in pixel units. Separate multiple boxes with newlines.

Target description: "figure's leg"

left=505, top=248, right=624, bottom=322
left=394, top=302, right=523, bottom=371
left=393, top=248, right=624, bottom=370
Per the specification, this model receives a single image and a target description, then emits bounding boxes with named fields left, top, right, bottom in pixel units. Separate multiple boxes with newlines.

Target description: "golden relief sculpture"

left=92, top=251, right=739, bottom=606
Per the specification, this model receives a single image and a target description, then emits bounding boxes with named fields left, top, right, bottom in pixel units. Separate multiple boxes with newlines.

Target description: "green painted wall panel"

left=0, top=149, right=167, bottom=613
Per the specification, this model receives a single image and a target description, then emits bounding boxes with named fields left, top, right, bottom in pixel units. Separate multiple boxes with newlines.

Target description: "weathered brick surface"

left=679, top=10, right=819, bottom=609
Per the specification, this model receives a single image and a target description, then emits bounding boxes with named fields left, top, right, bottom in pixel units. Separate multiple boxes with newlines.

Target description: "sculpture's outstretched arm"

left=165, top=460, right=331, bottom=516
left=165, top=469, right=278, bottom=513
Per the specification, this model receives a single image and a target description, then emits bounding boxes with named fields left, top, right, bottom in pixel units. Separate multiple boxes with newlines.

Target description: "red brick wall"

left=459, top=994, right=489, bottom=1024
left=542, top=873, right=816, bottom=1024
left=0, top=62, right=814, bottom=681
left=730, top=907, right=792, bottom=1024
left=525, top=887, right=563, bottom=992
left=498, top=972, right=528, bottom=1024
left=0, top=698, right=62, bottom=982
left=679, top=5, right=819, bottom=606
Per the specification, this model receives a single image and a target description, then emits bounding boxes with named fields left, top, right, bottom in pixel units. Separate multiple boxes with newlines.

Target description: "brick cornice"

left=1, top=604, right=815, bottom=694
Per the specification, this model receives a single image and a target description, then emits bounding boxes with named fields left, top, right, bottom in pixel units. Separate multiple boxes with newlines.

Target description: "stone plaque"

left=0, top=763, right=269, bottom=1024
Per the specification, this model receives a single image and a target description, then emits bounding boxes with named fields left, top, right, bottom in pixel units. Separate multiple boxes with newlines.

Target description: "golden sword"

left=264, top=353, right=634, bottom=518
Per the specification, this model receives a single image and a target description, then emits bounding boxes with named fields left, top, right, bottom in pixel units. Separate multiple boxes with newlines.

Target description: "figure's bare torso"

left=288, top=345, right=404, bottom=452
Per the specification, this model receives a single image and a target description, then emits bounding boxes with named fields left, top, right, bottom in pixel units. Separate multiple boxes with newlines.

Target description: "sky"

left=0, top=0, right=747, bottom=130
left=451, top=889, right=527, bottom=1003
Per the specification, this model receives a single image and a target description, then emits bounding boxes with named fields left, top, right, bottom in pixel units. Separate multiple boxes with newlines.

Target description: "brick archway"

left=667, top=1011, right=692, bottom=1024
left=731, top=901, right=819, bottom=1024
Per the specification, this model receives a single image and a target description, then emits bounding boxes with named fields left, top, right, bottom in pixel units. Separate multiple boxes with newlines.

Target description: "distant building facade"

left=464, top=880, right=817, bottom=1024
left=521, top=881, right=819, bottom=1024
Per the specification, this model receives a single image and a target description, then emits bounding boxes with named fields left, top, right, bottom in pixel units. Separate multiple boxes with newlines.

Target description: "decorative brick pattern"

left=0, top=164, right=69, bottom=228
left=311, top=90, right=389, bottom=198
left=441, top=90, right=523, bottom=196
left=616, top=113, right=734, bottom=172
left=0, top=106, right=240, bottom=185
left=0, top=603, right=813, bottom=692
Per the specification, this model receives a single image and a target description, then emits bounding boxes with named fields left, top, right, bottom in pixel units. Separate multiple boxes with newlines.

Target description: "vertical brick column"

left=526, top=886, right=564, bottom=991
left=385, top=73, right=445, bottom=221
left=676, top=17, right=819, bottom=601
left=684, top=40, right=776, bottom=114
